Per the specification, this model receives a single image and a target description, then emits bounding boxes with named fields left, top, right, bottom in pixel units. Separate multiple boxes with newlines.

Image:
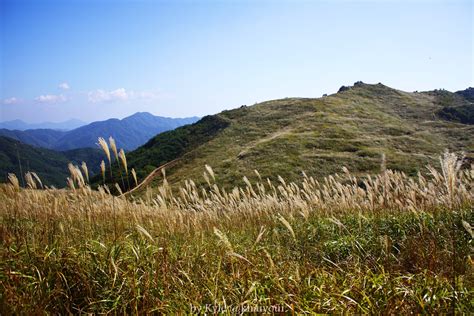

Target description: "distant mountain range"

left=0, top=112, right=200, bottom=151
left=0, top=119, right=87, bottom=131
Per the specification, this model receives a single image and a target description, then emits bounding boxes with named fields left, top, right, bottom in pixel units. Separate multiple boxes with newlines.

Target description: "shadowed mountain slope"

left=0, top=136, right=103, bottom=187
left=0, top=129, right=67, bottom=148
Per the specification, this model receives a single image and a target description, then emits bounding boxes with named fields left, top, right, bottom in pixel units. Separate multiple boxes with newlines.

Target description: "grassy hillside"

left=99, top=82, right=473, bottom=192
left=0, top=136, right=103, bottom=187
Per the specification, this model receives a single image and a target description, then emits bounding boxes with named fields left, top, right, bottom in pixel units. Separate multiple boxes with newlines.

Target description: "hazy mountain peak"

left=125, top=111, right=155, bottom=119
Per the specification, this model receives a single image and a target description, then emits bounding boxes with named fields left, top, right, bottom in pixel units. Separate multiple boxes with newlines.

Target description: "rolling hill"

left=95, top=82, right=474, bottom=192
left=0, top=136, right=103, bottom=187
left=0, top=112, right=200, bottom=151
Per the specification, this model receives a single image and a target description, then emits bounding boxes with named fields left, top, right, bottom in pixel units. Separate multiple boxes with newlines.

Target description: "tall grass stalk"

left=109, top=137, right=126, bottom=190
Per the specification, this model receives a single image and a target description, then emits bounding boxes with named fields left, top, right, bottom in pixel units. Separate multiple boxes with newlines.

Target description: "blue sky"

left=0, top=0, right=472, bottom=123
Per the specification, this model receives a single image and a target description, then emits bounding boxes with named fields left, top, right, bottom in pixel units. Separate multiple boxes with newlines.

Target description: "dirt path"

left=238, top=127, right=294, bottom=157
left=121, top=158, right=180, bottom=196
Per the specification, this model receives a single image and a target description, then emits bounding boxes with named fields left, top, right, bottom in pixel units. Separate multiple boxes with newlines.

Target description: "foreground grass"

left=1, top=207, right=473, bottom=314
left=1, top=153, right=473, bottom=313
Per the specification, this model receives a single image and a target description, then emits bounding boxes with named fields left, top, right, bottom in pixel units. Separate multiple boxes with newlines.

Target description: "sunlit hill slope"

left=95, top=82, right=473, bottom=192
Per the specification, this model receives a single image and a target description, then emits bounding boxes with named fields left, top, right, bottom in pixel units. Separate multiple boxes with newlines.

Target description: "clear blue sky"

left=0, top=0, right=472, bottom=123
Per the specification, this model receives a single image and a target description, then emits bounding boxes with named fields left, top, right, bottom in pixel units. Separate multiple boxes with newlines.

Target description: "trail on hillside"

left=121, top=158, right=180, bottom=196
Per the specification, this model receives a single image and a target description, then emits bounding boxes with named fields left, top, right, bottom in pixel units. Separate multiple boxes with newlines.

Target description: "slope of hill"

left=0, top=136, right=103, bottom=187
left=98, top=82, right=473, bottom=192
left=0, top=112, right=200, bottom=151
left=0, top=118, right=86, bottom=131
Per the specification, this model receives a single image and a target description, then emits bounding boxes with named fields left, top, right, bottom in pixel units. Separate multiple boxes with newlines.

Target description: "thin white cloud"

left=88, top=88, right=128, bottom=103
left=58, top=82, right=70, bottom=90
left=3, top=97, right=19, bottom=105
left=87, top=88, right=158, bottom=103
left=130, top=91, right=158, bottom=99
left=35, top=94, right=68, bottom=103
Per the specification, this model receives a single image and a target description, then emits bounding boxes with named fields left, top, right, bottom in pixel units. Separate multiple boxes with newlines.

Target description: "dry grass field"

left=1, top=150, right=473, bottom=313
